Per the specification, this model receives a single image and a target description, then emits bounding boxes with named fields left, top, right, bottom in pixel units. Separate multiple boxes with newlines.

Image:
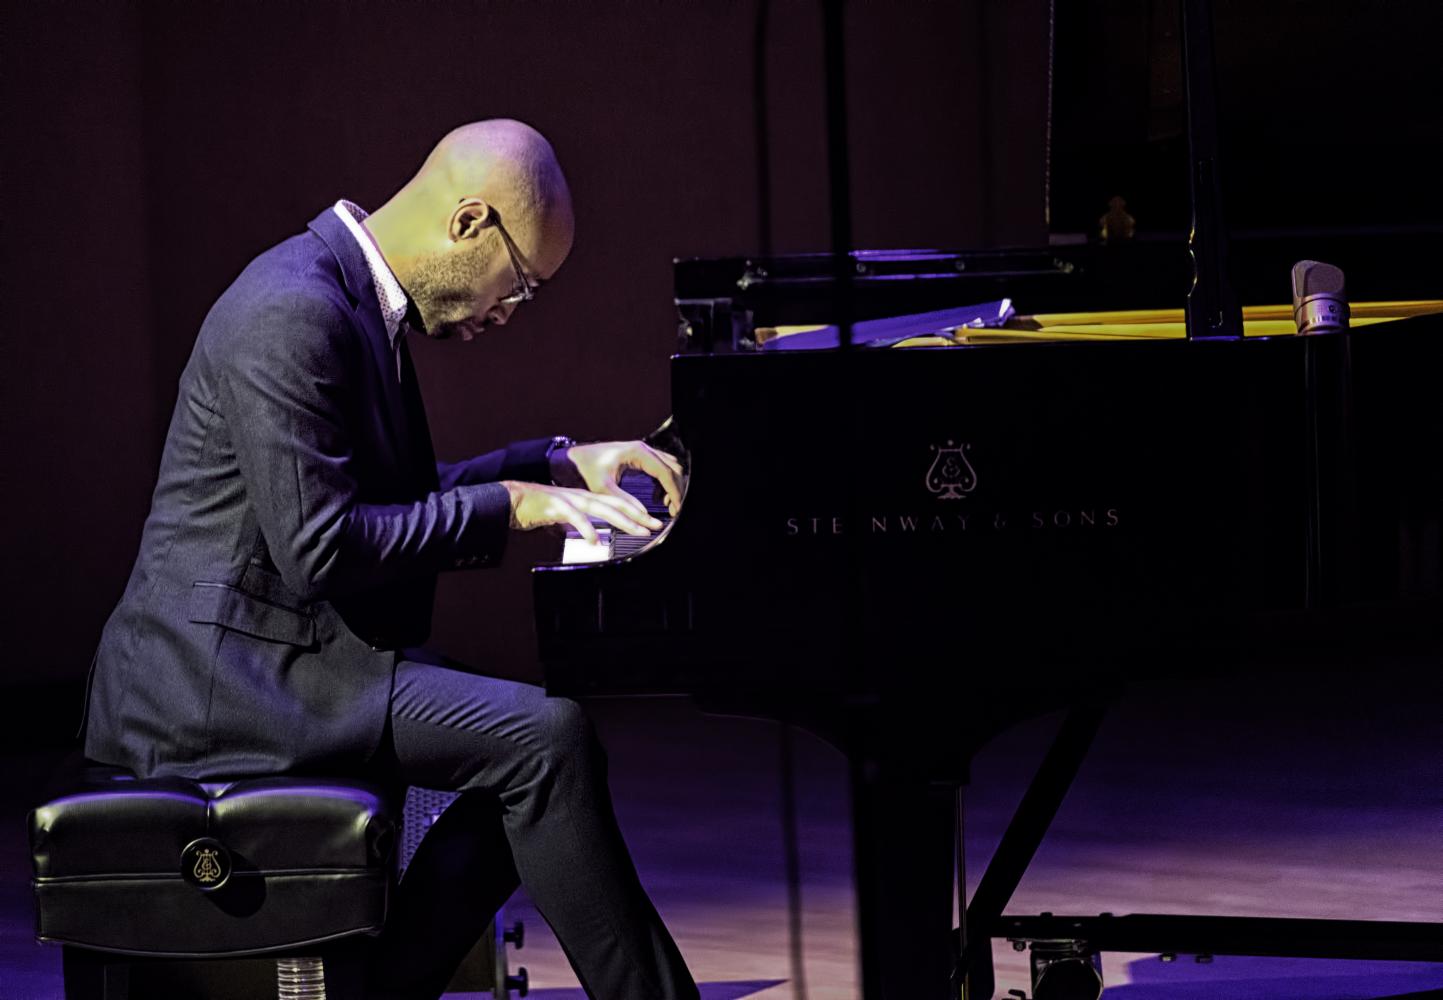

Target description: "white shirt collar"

left=332, top=200, right=409, bottom=348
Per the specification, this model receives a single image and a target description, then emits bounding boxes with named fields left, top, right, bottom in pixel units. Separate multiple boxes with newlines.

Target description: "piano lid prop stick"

left=758, top=300, right=1015, bottom=351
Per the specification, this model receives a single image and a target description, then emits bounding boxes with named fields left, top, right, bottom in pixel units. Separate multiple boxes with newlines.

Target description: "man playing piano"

left=81, top=119, right=695, bottom=999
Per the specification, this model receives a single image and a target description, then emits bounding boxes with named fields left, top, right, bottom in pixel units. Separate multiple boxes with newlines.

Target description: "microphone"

left=1292, top=260, right=1349, bottom=334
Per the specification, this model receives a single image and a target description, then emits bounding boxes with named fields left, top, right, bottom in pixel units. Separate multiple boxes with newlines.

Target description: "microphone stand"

left=1181, top=0, right=1242, bottom=340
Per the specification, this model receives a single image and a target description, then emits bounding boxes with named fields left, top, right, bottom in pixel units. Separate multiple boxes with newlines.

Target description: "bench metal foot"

left=276, top=955, right=326, bottom=999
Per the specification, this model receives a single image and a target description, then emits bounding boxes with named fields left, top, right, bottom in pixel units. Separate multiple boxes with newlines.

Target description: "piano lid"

left=676, top=1, right=1443, bottom=351
left=1047, top=0, right=1443, bottom=241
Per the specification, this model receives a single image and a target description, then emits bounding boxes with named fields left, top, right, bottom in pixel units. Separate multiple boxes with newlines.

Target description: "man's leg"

left=369, top=655, right=697, bottom=1000
left=366, top=789, right=520, bottom=999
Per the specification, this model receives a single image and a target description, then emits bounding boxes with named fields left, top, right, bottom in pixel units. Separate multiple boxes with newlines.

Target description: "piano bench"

left=27, top=765, right=398, bottom=999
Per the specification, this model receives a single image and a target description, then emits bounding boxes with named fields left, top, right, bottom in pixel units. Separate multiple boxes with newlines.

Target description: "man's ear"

left=449, top=198, right=494, bottom=242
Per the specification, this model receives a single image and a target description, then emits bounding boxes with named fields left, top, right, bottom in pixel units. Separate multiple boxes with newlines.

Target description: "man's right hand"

left=501, top=480, right=662, bottom=545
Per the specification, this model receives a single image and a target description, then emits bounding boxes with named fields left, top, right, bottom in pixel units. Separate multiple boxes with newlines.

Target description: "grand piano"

left=533, top=1, right=1443, bottom=997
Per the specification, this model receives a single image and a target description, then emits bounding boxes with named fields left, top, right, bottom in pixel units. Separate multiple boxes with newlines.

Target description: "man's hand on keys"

left=552, top=440, right=684, bottom=516
left=502, top=481, right=662, bottom=545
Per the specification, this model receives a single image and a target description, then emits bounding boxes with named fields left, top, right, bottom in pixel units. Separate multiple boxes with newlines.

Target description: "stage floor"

left=3, top=671, right=1440, bottom=999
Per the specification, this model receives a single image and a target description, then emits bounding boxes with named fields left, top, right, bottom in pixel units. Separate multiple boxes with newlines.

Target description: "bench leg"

left=276, top=955, right=326, bottom=999
left=62, top=946, right=130, bottom=1000
left=59, top=944, right=365, bottom=999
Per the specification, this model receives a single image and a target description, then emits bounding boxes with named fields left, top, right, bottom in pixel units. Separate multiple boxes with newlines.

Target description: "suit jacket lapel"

left=306, top=209, right=413, bottom=473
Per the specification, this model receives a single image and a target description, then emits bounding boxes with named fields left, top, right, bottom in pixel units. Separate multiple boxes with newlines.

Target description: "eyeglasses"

left=491, top=210, right=539, bottom=307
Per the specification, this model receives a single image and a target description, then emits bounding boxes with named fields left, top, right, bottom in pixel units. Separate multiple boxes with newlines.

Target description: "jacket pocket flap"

left=187, top=583, right=316, bottom=647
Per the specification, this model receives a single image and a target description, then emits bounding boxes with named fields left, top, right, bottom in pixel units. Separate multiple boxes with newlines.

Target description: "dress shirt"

left=333, top=199, right=409, bottom=380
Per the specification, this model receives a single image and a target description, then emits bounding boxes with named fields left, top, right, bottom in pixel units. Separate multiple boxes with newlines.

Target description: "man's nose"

left=490, top=303, right=514, bottom=326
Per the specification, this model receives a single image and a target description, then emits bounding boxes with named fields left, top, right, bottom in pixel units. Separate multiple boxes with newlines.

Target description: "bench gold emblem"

left=192, top=848, right=223, bottom=884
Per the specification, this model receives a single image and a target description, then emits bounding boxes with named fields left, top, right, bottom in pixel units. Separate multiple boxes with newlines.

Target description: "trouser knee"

left=536, top=697, right=605, bottom=773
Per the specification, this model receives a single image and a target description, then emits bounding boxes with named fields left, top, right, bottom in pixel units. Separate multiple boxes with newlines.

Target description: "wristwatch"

left=546, top=435, right=577, bottom=485
left=545, top=435, right=575, bottom=460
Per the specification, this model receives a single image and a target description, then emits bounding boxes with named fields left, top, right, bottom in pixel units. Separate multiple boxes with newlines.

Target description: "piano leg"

left=956, top=785, right=996, bottom=1000
left=849, top=750, right=958, bottom=999
left=847, top=703, right=1108, bottom=999
left=961, top=703, right=1110, bottom=999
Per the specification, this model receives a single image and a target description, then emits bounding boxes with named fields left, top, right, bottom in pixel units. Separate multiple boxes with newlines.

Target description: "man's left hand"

left=553, top=441, right=684, bottom=516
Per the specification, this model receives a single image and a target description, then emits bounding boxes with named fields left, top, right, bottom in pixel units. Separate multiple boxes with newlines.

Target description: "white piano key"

left=562, top=529, right=614, bottom=565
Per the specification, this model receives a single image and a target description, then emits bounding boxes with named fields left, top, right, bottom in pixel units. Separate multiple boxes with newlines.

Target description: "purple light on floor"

left=1112, top=954, right=1443, bottom=999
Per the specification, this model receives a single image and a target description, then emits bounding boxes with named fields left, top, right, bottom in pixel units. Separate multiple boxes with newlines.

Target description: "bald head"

left=365, top=119, right=575, bottom=342
left=416, top=120, right=572, bottom=248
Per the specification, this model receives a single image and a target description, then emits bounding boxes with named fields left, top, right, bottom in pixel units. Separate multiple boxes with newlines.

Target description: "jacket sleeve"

left=436, top=436, right=556, bottom=491
left=215, top=290, right=512, bottom=603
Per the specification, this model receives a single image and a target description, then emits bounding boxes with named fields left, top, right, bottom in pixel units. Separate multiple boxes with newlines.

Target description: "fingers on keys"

left=637, top=447, right=684, bottom=516
left=602, top=479, right=663, bottom=529
left=572, top=489, right=657, bottom=536
left=558, top=501, right=601, bottom=546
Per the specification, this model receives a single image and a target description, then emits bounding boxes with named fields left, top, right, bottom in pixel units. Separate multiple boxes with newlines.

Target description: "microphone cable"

left=1043, top=0, right=1056, bottom=231
left=755, top=3, right=808, bottom=996
left=754, top=0, right=774, bottom=260
left=777, top=721, right=809, bottom=1000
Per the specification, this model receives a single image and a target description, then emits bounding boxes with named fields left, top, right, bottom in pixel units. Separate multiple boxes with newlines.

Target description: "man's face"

left=410, top=207, right=573, bottom=342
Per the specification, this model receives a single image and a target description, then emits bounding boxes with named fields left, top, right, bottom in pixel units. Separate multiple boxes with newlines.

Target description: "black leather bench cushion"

left=31, top=775, right=396, bottom=876
left=29, top=770, right=397, bottom=956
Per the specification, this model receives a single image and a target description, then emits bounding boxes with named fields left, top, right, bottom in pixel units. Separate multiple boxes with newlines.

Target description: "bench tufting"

left=29, top=764, right=398, bottom=998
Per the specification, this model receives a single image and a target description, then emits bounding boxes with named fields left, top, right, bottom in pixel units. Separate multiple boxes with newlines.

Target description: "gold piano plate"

left=759, top=300, right=1443, bottom=348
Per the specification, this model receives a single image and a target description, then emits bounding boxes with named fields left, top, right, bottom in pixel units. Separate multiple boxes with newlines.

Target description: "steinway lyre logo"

left=193, top=848, right=223, bottom=884
left=181, top=836, right=232, bottom=891
left=926, top=440, right=977, bottom=500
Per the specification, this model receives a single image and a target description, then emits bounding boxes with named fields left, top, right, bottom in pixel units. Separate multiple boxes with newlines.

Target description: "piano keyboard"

left=560, top=469, right=676, bottom=564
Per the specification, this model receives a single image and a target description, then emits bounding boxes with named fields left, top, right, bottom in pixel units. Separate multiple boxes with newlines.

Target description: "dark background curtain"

left=0, top=1, right=1050, bottom=727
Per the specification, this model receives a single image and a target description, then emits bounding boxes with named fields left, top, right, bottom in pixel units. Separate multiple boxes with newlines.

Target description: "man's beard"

left=407, top=250, right=483, bottom=341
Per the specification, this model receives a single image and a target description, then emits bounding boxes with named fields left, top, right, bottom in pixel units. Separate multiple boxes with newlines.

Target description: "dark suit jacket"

left=84, top=208, right=554, bottom=779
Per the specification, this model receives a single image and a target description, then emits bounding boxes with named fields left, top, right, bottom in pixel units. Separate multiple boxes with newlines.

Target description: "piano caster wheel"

left=502, top=967, right=529, bottom=997
left=493, top=911, right=528, bottom=997
left=1030, top=939, right=1103, bottom=1000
